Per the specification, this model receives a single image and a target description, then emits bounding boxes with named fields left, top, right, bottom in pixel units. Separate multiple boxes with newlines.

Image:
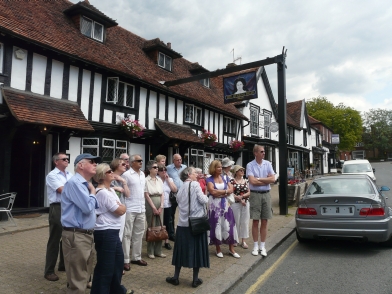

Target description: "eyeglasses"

left=121, top=163, right=127, bottom=166
left=105, top=170, right=113, bottom=174
left=151, top=166, right=158, bottom=169
left=57, top=158, right=69, bottom=162
left=158, top=168, right=167, bottom=172
left=86, top=159, right=96, bottom=164
left=133, top=159, right=143, bottom=163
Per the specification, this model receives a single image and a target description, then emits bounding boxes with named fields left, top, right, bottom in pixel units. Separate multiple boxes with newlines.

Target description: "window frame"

left=263, top=109, right=271, bottom=139
left=287, top=127, right=294, bottom=145
left=223, top=116, right=235, bottom=134
left=81, top=138, right=99, bottom=156
left=106, top=77, right=135, bottom=108
left=199, top=78, right=210, bottom=88
left=250, top=103, right=259, bottom=136
left=184, top=103, right=202, bottom=126
left=158, top=52, right=172, bottom=71
left=81, top=16, right=104, bottom=42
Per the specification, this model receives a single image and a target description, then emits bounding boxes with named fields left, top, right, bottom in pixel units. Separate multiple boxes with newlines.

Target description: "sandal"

left=241, top=242, right=248, bottom=249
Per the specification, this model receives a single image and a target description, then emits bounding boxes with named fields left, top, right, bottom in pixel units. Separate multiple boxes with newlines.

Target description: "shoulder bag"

left=146, top=213, right=168, bottom=242
left=169, top=191, right=177, bottom=205
left=188, top=181, right=210, bottom=235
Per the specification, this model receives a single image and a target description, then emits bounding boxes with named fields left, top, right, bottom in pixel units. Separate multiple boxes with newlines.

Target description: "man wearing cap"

left=246, top=144, right=275, bottom=257
left=44, top=152, right=73, bottom=282
left=61, top=153, right=101, bottom=293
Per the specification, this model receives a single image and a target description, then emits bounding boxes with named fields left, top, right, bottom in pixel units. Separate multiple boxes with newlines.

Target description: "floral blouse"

left=230, top=178, right=249, bottom=202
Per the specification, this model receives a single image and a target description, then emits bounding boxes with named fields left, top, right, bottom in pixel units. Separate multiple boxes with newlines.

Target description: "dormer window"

left=81, top=16, right=104, bottom=42
left=158, top=52, right=172, bottom=71
left=199, top=78, right=210, bottom=88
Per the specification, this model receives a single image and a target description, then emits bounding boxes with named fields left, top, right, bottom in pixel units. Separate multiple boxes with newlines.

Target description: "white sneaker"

left=260, top=247, right=267, bottom=257
left=251, top=247, right=259, bottom=256
left=216, top=252, right=223, bottom=258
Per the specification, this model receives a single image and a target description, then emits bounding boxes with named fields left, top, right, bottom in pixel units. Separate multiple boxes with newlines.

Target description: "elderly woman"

left=221, top=157, right=234, bottom=180
left=230, top=165, right=250, bottom=249
left=91, top=163, right=129, bottom=293
left=207, top=160, right=240, bottom=258
left=144, top=160, right=166, bottom=259
left=157, top=163, right=177, bottom=250
left=166, top=167, right=209, bottom=288
left=195, top=168, right=206, bottom=194
left=155, top=154, right=166, bottom=166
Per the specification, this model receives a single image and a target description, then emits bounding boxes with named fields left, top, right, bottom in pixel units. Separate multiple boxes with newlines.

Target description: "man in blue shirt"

left=44, top=152, right=73, bottom=282
left=246, top=144, right=275, bottom=258
left=61, top=153, right=101, bottom=293
left=166, top=154, right=186, bottom=241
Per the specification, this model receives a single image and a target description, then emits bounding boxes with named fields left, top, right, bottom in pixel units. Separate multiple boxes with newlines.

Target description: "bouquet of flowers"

left=118, top=116, right=145, bottom=138
left=199, top=129, right=217, bottom=146
left=229, top=139, right=245, bottom=151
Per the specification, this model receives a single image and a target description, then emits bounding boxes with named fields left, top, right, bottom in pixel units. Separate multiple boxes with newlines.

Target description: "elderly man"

left=44, top=152, right=73, bottom=282
left=166, top=154, right=187, bottom=241
left=122, top=154, right=148, bottom=270
left=61, top=153, right=101, bottom=293
left=246, top=145, right=275, bottom=257
left=120, top=153, right=130, bottom=170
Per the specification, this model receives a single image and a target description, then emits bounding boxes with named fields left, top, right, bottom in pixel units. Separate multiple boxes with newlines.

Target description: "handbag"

left=169, top=191, right=177, bottom=205
left=227, top=193, right=235, bottom=205
left=188, top=182, right=210, bottom=235
left=146, top=213, right=168, bottom=242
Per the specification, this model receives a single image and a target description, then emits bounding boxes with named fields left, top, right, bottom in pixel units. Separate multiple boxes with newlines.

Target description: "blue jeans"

left=91, top=229, right=127, bottom=294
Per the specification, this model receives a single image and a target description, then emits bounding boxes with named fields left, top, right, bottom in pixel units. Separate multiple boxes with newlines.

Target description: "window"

left=303, top=130, right=308, bottom=147
left=158, top=52, right=172, bottom=71
left=223, top=117, right=235, bottom=134
left=81, top=17, right=104, bottom=42
left=82, top=138, right=99, bottom=156
left=106, top=77, right=134, bottom=107
left=184, top=104, right=202, bottom=125
left=199, top=78, right=210, bottom=88
left=263, top=110, right=271, bottom=139
left=101, top=139, right=128, bottom=163
left=287, top=127, right=294, bottom=145
left=0, top=42, right=3, bottom=74
left=250, top=104, right=259, bottom=136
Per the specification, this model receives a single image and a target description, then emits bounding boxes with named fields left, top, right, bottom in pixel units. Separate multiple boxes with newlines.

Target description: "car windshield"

left=342, top=163, right=372, bottom=173
left=306, top=178, right=374, bottom=195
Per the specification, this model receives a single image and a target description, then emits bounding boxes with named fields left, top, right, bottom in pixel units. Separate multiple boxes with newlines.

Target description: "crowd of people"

left=43, top=144, right=275, bottom=293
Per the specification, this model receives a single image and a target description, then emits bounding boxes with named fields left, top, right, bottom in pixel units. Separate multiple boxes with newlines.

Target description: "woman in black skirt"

left=166, top=167, right=210, bottom=288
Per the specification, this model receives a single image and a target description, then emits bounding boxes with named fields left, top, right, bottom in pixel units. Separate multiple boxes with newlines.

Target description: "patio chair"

left=0, top=192, right=17, bottom=226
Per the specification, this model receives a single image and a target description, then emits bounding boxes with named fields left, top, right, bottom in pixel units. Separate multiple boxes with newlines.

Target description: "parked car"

left=341, top=159, right=376, bottom=183
left=296, top=175, right=391, bottom=245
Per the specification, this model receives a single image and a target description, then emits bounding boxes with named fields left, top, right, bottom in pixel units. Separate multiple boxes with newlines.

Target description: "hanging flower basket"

left=199, top=129, right=217, bottom=147
left=229, top=139, right=245, bottom=152
left=118, top=116, right=145, bottom=138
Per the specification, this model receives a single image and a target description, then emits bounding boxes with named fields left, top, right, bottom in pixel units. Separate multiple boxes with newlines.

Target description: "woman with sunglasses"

left=144, top=160, right=166, bottom=259
left=157, top=164, right=177, bottom=250
left=91, top=163, right=131, bottom=293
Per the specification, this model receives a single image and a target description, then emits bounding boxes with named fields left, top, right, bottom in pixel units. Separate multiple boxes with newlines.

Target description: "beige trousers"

left=122, top=211, right=145, bottom=263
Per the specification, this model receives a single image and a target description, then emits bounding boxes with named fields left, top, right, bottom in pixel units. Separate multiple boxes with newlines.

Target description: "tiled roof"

left=0, top=0, right=247, bottom=120
left=142, top=38, right=182, bottom=59
left=2, top=87, right=94, bottom=131
left=154, top=119, right=203, bottom=144
left=276, top=103, right=299, bottom=128
left=287, top=100, right=303, bottom=127
left=308, top=115, right=321, bottom=124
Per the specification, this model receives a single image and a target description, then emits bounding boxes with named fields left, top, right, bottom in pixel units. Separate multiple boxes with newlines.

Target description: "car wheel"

left=296, top=229, right=310, bottom=243
left=382, top=236, right=392, bottom=247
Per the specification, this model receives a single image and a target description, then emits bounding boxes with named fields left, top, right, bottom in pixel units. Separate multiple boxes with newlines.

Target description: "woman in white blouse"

left=144, top=160, right=166, bottom=259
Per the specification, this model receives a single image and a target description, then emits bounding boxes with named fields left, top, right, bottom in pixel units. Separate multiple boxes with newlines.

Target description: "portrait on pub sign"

left=223, top=71, right=258, bottom=104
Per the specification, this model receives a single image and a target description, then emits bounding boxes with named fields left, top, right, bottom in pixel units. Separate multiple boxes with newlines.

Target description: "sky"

left=72, top=0, right=392, bottom=113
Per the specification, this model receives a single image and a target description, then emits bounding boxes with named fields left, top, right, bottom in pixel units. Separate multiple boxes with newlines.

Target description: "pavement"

left=0, top=182, right=302, bottom=294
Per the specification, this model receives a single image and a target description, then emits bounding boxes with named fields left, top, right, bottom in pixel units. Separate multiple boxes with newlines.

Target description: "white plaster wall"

left=50, top=59, right=64, bottom=99
left=148, top=91, right=157, bottom=130
left=31, top=53, right=47, bottom=95
left=158, top=94, right=165, bottom=120
left=204, top=109, right=209, bottom=129
left=91, top=73, right=102, bottom=122
left=68, top=65, right=79, bottom=102
left=209, top=113, right=214, bottom=133
left=80, top=69, right=91, bottom=118
left=139, top=87, right=147, bottom=126
left=103, top=109, right=112, bottom=123
left=129, top=143, right=145, bottom=170
left=168, top=97, right=175, bottom=123
left=176, top=100, right=183, bottom=124
left=66, top=137, right=81, bottom=173
left=10, top=46, right=28, bottom=90
left=214, top=113, right=219, bottom=141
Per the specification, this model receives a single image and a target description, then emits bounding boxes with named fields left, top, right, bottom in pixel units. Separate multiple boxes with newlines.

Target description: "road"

left=228, top=161, right=392, bottom=294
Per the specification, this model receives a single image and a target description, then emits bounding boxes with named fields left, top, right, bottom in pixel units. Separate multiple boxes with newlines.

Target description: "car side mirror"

left=380, top=186, right=390, bottom=191
left=373, top=168, right=376, bottom=173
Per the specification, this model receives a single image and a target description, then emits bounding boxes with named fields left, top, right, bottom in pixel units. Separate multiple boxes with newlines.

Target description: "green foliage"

left=306, top=96, right=362, bottom=151
left=362, top=109, right=392, bottom=158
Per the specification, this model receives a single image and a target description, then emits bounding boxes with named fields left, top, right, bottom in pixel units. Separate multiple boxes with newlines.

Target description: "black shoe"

left=192, top=278, right=203, bottom=288
left=169, top=235, right=176, bottom=242
left=166, top=277, right=179, bottom=286
left=57, top=267, right=65, bottom=272
left=164, top=243, right=172, bottom=250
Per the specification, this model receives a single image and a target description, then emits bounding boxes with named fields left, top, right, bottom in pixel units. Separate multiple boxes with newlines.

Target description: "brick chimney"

left=167, top=42, right=171, bottom=49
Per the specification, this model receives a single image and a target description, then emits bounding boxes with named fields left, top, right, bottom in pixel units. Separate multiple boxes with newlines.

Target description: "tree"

left=362, top=109, right=392, bottom=159
left=306, top=96, right=363, bottom=151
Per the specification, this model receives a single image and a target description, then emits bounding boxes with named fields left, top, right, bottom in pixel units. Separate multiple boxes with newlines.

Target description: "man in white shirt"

left=44, top=152, right=73, bottom=282
left=122, top=154, right=148, bottom=270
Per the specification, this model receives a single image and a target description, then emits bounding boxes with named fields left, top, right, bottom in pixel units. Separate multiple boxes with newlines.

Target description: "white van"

left=341, top=159, right=376, bottom=183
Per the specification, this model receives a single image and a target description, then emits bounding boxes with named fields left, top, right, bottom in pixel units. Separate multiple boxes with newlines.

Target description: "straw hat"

left=232, top=165, right=245, bottom=175
left=222, top=157, right=235, bottom=167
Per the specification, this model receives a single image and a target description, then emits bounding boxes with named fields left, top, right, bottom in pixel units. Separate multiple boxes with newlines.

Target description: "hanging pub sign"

left=331, top=134, right=340, bottom=144
left=223, top=71, right=258, bottom=104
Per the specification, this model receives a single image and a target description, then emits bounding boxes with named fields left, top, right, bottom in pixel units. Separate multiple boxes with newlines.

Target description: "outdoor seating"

left=0, top=192, right=17, bottom=226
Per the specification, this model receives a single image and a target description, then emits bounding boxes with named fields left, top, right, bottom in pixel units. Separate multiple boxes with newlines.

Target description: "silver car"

left=296, top=175, right=391, bottom=244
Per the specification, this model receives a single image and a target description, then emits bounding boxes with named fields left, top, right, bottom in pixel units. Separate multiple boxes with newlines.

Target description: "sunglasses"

left=151, top=166, right=158, bottom=169
left=133, top=159, right=143, bottom=163
left=57, top=158, right=69, bottom=162
left=121, top=163, right=127, bottom=166
left=158, top=168, right=167, bottom=172
left=105, top=170, right=113, bottom=174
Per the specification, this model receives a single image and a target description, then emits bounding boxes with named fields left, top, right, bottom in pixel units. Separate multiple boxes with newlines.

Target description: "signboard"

left=287, top=167, right=294, bottom=179
left=223, top=72, right=258, bottom=104
left=331, top=134, right=340, bottom=144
